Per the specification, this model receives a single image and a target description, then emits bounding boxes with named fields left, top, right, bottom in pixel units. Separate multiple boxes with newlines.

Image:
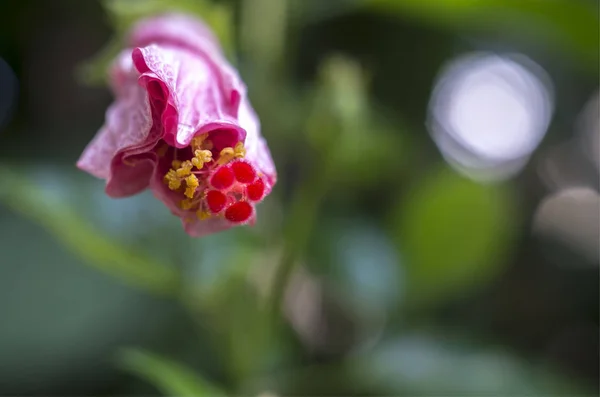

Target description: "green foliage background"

left=0, top=0, right=598, bottom=395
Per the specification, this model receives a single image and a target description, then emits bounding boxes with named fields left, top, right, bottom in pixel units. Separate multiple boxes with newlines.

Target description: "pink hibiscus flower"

left=77, top=13, right=276, bottom=237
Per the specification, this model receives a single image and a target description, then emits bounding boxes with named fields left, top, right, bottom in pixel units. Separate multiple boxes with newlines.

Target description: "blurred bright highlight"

left=428, top=52, right=554, bottom=181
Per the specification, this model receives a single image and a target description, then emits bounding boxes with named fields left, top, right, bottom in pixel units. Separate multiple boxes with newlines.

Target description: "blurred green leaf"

left=364, top=0, right=599, bottom=69
left=357, top=334, right=590, bottom=395
left=78, top=0, right=235, bottom=86
left=225, top=288, right=276, bottom=383
left=319, top=55, right=369, bottom=127
left=393, top=166, right=516, bottom=303
left=118, top=348, right=226, bottom=397
left=331, top=120, right=407, bottom=189
left=0, top=212, right=181, bottom=394
left=241, top=361, right=381, bottom=396
left=246, top=332, right=590, bottom=395
left=0, top=166, right=181, bottom=297
left=213, top=274, right=281, bottom=385
left=307, top=56, right=371, bottom=172
left=239, top=0, right=287, bottom=73
left=181, top=243, right=287, bottom=390
left=307, top=55, right=409, bottom=189
left=183, top=233, right=258, bottom=308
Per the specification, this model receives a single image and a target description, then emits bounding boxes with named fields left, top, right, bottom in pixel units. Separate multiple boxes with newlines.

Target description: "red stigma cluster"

left=162, top=133, right=267, bottom=225
left=205, top=160, right=266, bottom=223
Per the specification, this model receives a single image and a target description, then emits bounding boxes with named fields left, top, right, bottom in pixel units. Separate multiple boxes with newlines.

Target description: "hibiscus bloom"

left=77, top=13, right=276, bottom=237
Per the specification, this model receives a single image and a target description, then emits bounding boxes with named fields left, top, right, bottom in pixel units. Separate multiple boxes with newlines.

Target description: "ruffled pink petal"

left=129, top=13, right=245, bottom=118
left=77, top=50, right=158, bottom=197
left=132, top=45, right=246, bottom=148
left=106, top=153, right=156, bottom=197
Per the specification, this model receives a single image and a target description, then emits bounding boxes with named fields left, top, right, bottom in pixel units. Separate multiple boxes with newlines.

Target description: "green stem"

left=268, top=155, right=334, bottom=314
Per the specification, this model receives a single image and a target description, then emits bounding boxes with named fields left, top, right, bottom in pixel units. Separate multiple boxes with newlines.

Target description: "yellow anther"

left=168, top=179, right=182, bottom=190
left=185, top=174, right=199, bottom=188
left=191, top=149, right=212, bottom=169
left=197, top=149, right=212, bottom=162
left=221, top=147, right=235, bottom=157
left=176, top=160, right=193, bottom=178
left=196, top=210, right=211, bottom=220
left=156, top=143, right=169, bottom=157
left=191, top=157, right=202, bottom=169
left=180, top=199, right=195, bottom=210
left=234, top=142, right=246, bottom=158
left=185, top=187, right=196, bottom=198
left=184, top=174, right=199, bottom=198
left=172, top=160, right=182, bottom=169
left=164, top=169, right=181, bottom=190
left=216, top=147, right=235, bottom=166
